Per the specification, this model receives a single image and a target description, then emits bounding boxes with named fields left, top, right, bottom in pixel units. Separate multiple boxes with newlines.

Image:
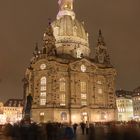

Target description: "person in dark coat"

left=80, top=122, right=86, bottom=135
left=72, top=123, right=78, bottom=135
left=64, top=125, right=74, bottom=140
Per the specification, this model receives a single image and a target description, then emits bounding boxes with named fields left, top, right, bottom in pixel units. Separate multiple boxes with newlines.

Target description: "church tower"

left=24, top=0, right=117, bottom=123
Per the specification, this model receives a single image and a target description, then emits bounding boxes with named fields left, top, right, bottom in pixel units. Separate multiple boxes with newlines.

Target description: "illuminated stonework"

left=116, top=97, right=133, bottom=121
left=132, top=87, right=140, bottom=121
left=0, top=100, right=23, bottom=124
left=24, top=0, right=117, bottom=123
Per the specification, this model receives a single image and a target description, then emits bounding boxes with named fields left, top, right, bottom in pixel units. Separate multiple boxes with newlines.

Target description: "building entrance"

left=40, top=112, right=45, bottom=122
left=81, top=112, right=88, bottom=122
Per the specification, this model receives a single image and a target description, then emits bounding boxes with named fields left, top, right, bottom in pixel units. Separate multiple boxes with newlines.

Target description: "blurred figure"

left=72, top=123, right=78, bottom=134
left=63, top=124, right=74, bottom=140
left=86, top=121, right=89, bottom=135
left=88, top=124, right=95, bottom=140
left=80, top=122, right=86, bottom=135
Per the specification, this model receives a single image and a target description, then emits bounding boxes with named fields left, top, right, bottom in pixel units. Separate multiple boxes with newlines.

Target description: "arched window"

left=59, top=78, right=66, bottom=92
left=96, top=76, right=105, bottom=96
left=76, top=49, right=82, bottom=58
left=60, top=94, right=66, bottom=106
left=101, top=112, right=107, bottom=120
left=40, top=112, right=45, bottom=122
left=81, top=82, right=87, bottom=106
left=40, top=77, right=46, bottom=105
left=81, top=82, right=87, bottom=92
left=61, top=112, right=67, bottom=121
left=59, top=78, right=66, bottom=106
left=40, top=76, right=46, bottom=91
left=40, top=77, right=46, bottom=85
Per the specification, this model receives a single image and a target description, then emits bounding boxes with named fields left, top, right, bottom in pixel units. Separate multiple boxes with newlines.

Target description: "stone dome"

left=51, top=15, right=90, bottom=57
left=52, top=15, right=88, bottom=42
left=43, top=0, right=90, bottom=58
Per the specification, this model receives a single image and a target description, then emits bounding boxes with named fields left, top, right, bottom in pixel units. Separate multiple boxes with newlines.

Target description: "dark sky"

left=0, top=0, right=140, bottom=102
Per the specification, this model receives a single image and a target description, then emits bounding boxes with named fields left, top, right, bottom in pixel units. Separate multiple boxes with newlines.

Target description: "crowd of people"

left=2, top=118, right=140, bottom=140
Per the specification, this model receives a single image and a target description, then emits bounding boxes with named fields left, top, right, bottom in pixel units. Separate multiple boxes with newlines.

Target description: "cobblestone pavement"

left=0, top=131, right=5, bottom=140
left=0, top=126, right=89, bottom=140
left=75, top=126, right=89, bottom=140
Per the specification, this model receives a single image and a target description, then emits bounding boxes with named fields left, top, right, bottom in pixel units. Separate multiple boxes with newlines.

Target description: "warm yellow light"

left=64, top=5, right=68, bottom=8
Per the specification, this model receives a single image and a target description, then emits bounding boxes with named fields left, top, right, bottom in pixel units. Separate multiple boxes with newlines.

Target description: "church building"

left=23, top=0, right=117, bottom=123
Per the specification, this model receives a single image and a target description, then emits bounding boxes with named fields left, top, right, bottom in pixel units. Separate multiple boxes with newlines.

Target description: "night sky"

left=0, top=0, right=140, bottom=102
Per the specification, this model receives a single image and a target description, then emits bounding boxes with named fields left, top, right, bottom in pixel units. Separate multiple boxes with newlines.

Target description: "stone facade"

left=116, top=90, right=134, bottom=121
left=132, top=87, right=140, bottom=121
left=23, top=0, right=117, bottom=123
left=0, top=99, right=23, bottom=124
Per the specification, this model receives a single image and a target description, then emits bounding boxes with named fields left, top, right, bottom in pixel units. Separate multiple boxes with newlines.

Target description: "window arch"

left=40, top=77, right=46, bottom=85
left=61, top=112, right=67, bottom=121
left=59, top=78, right=66, bottom=106
left=40, top=76, right=46, bottom=106
left=59, top=78, right=66, bottom=92
left=76, top=49, right=82, bottom=58
left=80, top=81, right=87, bottom=106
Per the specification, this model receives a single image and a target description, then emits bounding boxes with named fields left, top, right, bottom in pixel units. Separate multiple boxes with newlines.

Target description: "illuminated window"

left=97, top=80, right=102, bottom=85
left=98, top=88, right=103, bottom=94
left=81, top=100, right=87, bottom=106
left=101, top=112, right=106, bottom=120
left=61, top=112, right=67, bottom=121
left=60, top=78, right=66, bottom=92
left=40, top=99, right=46, bottom=106
left=77, top=49, right=82, bottom=58
left=40, top=86, right=46, bottom=91
left=40, top=112, right=45, bottom=122
left=40, top=77, right=46, bottom=105
left=40, top=92, right=46, bottom=97
left=64, top=4, right=68, bottom=8
left=40, top=112, right=45, bottom=116
left=40, top=77, right=46, bottom=85
left=81, top=82, right=87, bottom=92
left=60, top=94, right=66, bottom=106
left=81, top=93, right=87, bottom=99
left=82, top=112, right=87, bottom=116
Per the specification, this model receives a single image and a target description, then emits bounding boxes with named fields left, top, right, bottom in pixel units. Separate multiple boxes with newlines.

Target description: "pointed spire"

left=98, top=29, right=105, bottom=46
left=43, top=20, right=55, bottom=45
left=35, top=42, right=39, bottom=52
left=33, top=42, right=40, bottom=57
left=48, top=18, right=51, bottom=25
left=43, top=20, right=57, bottom=56
left=94, top=29, right=111, bottom=65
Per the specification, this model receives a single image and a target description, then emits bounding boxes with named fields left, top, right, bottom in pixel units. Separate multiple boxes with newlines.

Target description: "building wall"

left=31, top=108, right=116, bottom=123
left=116, top=98, right=133, bottom=121
left=132, top=94, right=140, bottom=120
left=25, top=59, right=116, bottom=123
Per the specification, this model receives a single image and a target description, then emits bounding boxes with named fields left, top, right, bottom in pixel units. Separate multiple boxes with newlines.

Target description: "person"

left=63, top=125, right=74, bottom=140
left=85, top=121, right=89, bottom=135
left=72, top=123, right=78, bottom=135
left=80, top=122, right=86, bottom=135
